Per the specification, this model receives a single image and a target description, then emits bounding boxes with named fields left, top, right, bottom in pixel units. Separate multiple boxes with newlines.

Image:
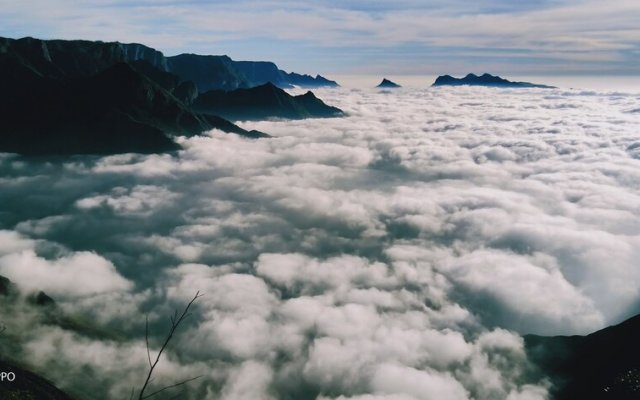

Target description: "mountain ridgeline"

left=193, top=82, right=344, bottom=121
left=0, top=36, right=342, bottom=155
left=432, top=73, right=555, bottom=88
left=0, top=37, right=338, bottom=91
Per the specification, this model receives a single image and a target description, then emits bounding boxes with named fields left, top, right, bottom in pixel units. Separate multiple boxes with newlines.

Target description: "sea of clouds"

left=1, top=85, right=639, bottom=399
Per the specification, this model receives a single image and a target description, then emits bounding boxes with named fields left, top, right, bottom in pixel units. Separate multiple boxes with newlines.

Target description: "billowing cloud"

left=0, top=233, right=132, bottom=297
left=1, top=84, right=639, bottom=399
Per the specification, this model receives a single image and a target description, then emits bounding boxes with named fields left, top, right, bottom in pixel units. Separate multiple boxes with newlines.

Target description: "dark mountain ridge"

left=0, top=36, right=339, bottom=92
left=193, top=82, right=344, bottom=121
left=165, top=55, right=338, bottom=92
left=165, top=53, right=249, bottom=92
left=0, top=36, right=345, bottom=155
left=432, top=73, right=554, bottom=88
left=0, top=57, right=266, bottom=155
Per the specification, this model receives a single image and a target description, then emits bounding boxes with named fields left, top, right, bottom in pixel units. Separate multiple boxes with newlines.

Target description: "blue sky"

left=1, top=0, right=639, bottom=77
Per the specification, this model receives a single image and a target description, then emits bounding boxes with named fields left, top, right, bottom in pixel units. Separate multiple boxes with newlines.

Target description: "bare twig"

left=145, top=316, right=152, bottom=368
left=137, top=291, right=203, bottom=400
left=0, top=324, right=6, bottom=335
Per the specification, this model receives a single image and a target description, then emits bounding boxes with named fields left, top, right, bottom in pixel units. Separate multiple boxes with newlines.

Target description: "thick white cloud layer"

left=0, top=230, right=132, bottom=297
left=1, top=85, right=640, bottom=399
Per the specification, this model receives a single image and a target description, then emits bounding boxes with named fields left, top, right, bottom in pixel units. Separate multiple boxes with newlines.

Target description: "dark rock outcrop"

left=0, top=275, right=14, bottom=296
left=376, top=78, right=401, bottom=88
left=193, top=82, right=344, bottom=121
left=29, top=291, right=56, bottom=307
left=432, top=73, right=554, bottom=88
left=525, top=313, right=640, bottom=400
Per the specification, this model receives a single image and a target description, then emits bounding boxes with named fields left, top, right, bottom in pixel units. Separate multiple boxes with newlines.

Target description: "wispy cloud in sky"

left=1, top=1, right=639, bottom=76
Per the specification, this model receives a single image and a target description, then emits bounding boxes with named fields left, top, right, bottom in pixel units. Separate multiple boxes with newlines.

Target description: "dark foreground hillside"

left=526, top=313, right=640, bottom=400
left=0, top=359, right=75, bottom=400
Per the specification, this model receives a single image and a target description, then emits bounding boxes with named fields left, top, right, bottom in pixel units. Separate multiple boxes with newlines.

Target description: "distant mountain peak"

left=377, top=78, right=401, bottom=88
left=300, top=90, right=318, bottom=98
left=256, top=81, right=279, bottom=89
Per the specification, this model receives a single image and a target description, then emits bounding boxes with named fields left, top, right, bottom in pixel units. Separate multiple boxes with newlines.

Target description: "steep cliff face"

left=234, top=60, right=290, bottom=88
left=121, top=42, right=169, bottom=70
left=0, top=36, right=339, bottom=93
left=1, top=37, right=126, bottom=78
left=0, top=37, right=170, bottom=80
left=166, top=53, right=251, bottom=91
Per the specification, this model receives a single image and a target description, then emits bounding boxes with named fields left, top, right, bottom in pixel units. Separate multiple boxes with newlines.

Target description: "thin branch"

left=141, top=376, right=203, bottom=400
left=145, top=316, right=152, bottom=368
left=137, top=291, right=203, bottom=400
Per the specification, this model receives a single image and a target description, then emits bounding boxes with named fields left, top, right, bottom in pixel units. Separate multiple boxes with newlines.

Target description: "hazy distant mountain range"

left=433, top=73, right=555, bottom=88
left=0, top=36, right=342, bottom=155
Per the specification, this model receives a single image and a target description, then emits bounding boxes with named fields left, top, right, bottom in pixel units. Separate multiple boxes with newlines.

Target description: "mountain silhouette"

left=193, top=82, right=344, bottom=121
left=376, top=78, right=401, bottom=88
left=0, top=48, right=267, bottom=155
left=433, top=73, right=554, bottom=88
left=0, top=36, right=347, bottom=155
